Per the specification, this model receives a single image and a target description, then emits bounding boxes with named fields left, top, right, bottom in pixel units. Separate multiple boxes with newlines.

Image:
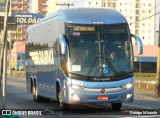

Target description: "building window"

left=18, top=6, right=22, bottom=8
left=108, top=2, right=111, bottom=7
left=96, top=2, right=98, bottom=5
left=142, top=23, right=145, bottom=26
left=135, top=29, right=139, bottom=34
left=136, top=3, right=140, bottom=8
left=102, top=2, right=106, bottom=7
left=104, top=3, right=106, bottom=7
left=113, top=3, right=116, bottom=7
left=136, top=10, right=139, bottom=14
left=135, top=23, right=139, bottom=28
left=149, top=10, right=151, bottom=13
left=142, top=10, right=145, bottom=13
left=136, top=16, right=139, bottom=21
left=89, top=2, right=91, bottom=5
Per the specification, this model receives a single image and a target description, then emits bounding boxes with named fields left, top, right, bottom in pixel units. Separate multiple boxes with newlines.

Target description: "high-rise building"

left=61, top=0, right=156, bottom=46
left=28, top=0, right=48, bottom=15
left=38, top=0, right=48, bottom=15
left=11, top=0, right=28, bottom=13
left=28, top=0, right=38, bottom=14
left=46, top=0, right=60, bottom=15
left=115, top=0, right=156, bottom=46
left=8, top=0, right=28, bottom=42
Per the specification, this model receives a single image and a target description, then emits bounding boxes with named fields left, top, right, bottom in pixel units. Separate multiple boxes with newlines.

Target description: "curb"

left=7, top=76, right=26, bottom=80
left=135, top=94, right=160, bottom=101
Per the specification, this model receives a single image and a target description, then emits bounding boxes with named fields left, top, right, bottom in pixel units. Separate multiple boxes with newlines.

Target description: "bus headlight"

left=70, top=84, right=84, bottom=90
left=72, top=85, right=80, bottom=90
left=122, top=83, right=133, bottom=89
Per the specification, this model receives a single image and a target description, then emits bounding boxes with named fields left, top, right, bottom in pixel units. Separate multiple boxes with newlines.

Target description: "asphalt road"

left=0, top=77, right=160, bottom=118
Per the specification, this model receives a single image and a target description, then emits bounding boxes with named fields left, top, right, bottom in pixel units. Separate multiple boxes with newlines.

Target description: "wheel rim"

left=35, top=85, right=38, bottom=100
left=58, top=92, right=63, bottom=108
left=33, top=85, right=37, bottom=100
left=32, top=86, right=35, bottom=96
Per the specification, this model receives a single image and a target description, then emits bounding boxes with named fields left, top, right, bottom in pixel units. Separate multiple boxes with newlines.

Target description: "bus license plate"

left=97, top=96, right=109, bottom=100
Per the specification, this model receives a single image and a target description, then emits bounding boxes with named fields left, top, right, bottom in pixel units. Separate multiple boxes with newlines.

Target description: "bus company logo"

left=101, top=89, right=105, bottom=93
left=2, top=110, right=11, bottom=115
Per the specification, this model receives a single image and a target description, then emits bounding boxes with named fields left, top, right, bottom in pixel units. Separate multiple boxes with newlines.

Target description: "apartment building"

left=61, top=0, right=156, bottom=46
left=11, top=0, right=28, bottom=13
left=28, top=0, right=48, bottom=15
left=46, top=0, right=60, bottom=15
left=115, top=0, right=156, bottom=46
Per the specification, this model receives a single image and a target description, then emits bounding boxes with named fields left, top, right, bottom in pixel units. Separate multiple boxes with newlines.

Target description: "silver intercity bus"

left=26, top=8, right=143, bottom=110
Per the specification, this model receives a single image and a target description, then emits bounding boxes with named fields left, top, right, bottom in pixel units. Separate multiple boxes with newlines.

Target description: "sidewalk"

left=135, top=91, right=160, bottom=101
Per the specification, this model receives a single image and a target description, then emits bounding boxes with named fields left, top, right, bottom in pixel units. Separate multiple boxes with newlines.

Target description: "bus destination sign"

left=73, top=26, right=95, bottom=31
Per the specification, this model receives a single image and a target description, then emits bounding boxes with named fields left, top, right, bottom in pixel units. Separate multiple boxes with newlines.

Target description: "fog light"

left=72, top=94, right=80, bottom=101
left=126, top=93, right=132, bottom=99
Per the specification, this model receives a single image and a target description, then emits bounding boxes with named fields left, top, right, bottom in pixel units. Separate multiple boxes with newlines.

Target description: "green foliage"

left=26, top=42, right=49, bottom=51
left=134, top=73, right=156, bottom=81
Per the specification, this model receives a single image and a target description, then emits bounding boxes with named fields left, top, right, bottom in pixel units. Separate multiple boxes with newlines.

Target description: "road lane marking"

left=123, top=103, right=152, bottom=109
left=129, top=115, right=160, bottom=118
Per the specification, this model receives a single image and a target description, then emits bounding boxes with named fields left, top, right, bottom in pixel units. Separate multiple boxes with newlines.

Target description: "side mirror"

left=59, top=34, right=67, bottom=55
left=131, top=34, right=143, bottom=55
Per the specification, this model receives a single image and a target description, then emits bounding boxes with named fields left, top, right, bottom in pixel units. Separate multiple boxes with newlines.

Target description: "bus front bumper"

left=64, top=86, right=134, bottom=104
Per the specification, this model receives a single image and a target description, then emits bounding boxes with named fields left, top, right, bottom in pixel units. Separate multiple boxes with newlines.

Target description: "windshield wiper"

left=84, top=56, right=98, bottom=80
left=104, top=56, right=118, bottom=75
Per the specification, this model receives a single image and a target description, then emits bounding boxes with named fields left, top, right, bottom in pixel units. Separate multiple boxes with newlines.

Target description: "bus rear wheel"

left=111, top=103, right=122, bottom=110
left=32, top=83, right=41, bottom=102
left=58, top=88, right=70, bottom=110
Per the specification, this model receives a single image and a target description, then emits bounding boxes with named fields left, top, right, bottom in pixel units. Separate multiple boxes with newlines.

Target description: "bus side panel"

left=26, top=17, right=66, bottom=100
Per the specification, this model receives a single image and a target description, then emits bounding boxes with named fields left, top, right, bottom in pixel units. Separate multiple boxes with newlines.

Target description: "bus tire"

left=32, top=83, right=41, bottom=103
left=111, top=103, right=122, bottom=110
left=57, top=87, right=70, bottom=110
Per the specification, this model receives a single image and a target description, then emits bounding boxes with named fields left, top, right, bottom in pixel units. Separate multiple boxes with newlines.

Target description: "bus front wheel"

left=111, top=103, right=122, bottom=110
left=58, top=88, right=70, bottom=110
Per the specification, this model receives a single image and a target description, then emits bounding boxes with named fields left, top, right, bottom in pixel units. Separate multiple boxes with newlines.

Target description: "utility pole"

left=56, top=3, right=74, bottom=9
left=1, top=0, right=10, bottom=109
left=156, top=14, right=160, bottom=97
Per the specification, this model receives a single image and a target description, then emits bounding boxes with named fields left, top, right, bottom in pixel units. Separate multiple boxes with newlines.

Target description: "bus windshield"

left=65, top=24, right=133, bottom=78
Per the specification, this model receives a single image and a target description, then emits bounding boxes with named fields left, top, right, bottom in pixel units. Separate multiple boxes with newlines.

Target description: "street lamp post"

left=1, top=0, right=10, bottom=109
left=155, top=14, right=160, bottom=97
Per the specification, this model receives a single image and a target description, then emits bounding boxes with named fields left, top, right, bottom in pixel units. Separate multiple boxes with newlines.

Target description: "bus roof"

left=28, top=8, right=128, bottom=30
